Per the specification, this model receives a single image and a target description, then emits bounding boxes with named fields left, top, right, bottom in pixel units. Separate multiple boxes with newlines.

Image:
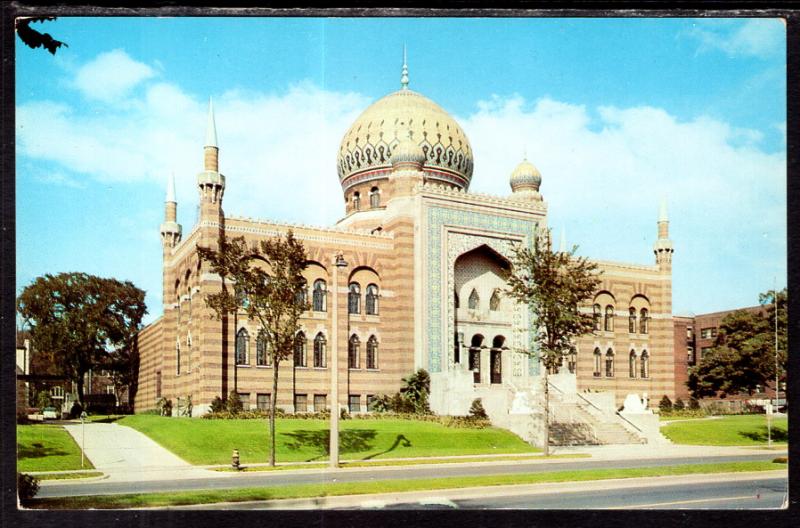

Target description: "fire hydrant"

left=232, top=449, right=240, bottom=470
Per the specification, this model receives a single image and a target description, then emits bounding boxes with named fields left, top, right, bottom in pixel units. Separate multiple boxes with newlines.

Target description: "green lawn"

left=118, top=415, right=538, bottom=465
left=17, top=424, right=94, bottom=472
left=26, top=460, right=786, bottom=509
left=661, top=414, right=788, bottom=446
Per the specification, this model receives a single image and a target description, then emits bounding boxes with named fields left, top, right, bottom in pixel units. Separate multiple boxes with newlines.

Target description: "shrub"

left=773, top=456, right=788, bottom=464
left=226, top=391, right=243, bottom=414
left=210, top=395, right=225, bottom=413
left=157, top=398, right=173, bottom=416
left=688, top=397, right=700, bottom=410
left=399, top=369, right=431, bottom=414
left=468, top=398, right=488, bottom=420
left=69, top=401, right=84, bottom=419
left=673, top=398, right=685, bottom=411
left=340, top=407, right=351, bottom=420
left=370, top=394, right=392, bottom=413
left=658, top=395, right=673, bottom=413
left=18, top=473, right=39, bottom=503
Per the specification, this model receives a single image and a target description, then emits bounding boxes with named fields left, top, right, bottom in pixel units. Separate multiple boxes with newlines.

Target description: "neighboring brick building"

left=672, top=305, right=769, bottom=401
left=135, top=61, right=676, bottom=420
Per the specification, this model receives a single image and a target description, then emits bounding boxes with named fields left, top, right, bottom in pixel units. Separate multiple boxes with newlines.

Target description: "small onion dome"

left=510, top=158, right=542, bottom=193
left=391, top=133, right=426, bottom=168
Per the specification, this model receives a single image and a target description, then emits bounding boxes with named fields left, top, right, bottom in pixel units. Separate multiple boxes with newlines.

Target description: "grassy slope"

left=17, top=424, right=95, bottom=472
left=27, top=461, right=786, bottom=509
left=661, top=414, right=788, bottom=446
left=118, top=415, right=537, bottom=465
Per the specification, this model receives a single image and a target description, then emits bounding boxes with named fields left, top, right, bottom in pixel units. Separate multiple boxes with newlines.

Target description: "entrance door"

left=469, top=348, right=481, bottom=384
left=490, top=350, right=502, bottom=384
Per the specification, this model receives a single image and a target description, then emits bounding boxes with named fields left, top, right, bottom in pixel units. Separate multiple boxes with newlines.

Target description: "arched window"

left=294, top=332, right=306, bottom=367
left=236, top=328, right=249, bottom=365
left=256, top=330, right=269, bottom=366
left=468, top=288, right=480, bottom=310
left=641, top=350, right=649, bottom=378
left=489, top=290, right=501, bottom=311
left=629, top=349, right=637, bottom=378
left=593, top=304, right=601, bottom=331
left=348, top=283, right=361, bottom=314
left=176, top=339, right=181, bottom=375
left=295, top=280, right=307, bottom=307
left=593, top=348, right=601, bottom=377
left=313, top=279, right=327, bottom=312
left=366, top=284, right=379, bottom=315
left=313, top=333, right=326, bottom=368
left=568, top=346, right=577, bottom=374
left=629, top=307, right=637, bottom=334
left=369, top=186, right=380, bottom=208
left=640, top=308, right=649, bottom=334
left=604, top=305, right=614, bottom=332
left=353, top=191, right=361, bottom=211
left=366, top=335, right=378, bottom=369
left=348, top=334, right=360, bottom=369
left=605, top=348, right=615, bottom=377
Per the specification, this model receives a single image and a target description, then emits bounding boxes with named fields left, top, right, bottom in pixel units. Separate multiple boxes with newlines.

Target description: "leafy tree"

left=16, top=17, right=68, bottom=55
left=17, top=272, right=147, bottom=406
left=504, top=229, right=601, bottom=373
left=688, top=289, right=787, bottom=399
left=198, top=231, right=308, bottom=466
left=504, top=229, right=601, bottom=453
left=659, top=395, right=673, bottom=413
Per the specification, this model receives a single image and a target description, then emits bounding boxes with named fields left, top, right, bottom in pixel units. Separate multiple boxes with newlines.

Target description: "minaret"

left=197, top=97, right=225, bottom=217
left=654, top=198, right=674, bottom=270
left=160, top=172, right=182, bottom=250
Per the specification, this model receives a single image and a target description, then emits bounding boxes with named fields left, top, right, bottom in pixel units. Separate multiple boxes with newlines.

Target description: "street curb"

left=36, top=473, right=109, bottom=484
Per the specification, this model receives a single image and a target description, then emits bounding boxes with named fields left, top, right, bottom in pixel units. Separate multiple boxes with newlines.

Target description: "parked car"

left=42, top=407, right=58, bottom=419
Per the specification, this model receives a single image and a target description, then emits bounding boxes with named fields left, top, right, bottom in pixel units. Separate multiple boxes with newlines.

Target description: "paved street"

left=37, top=450, right=785, bottom=498
left=141, top=471, right=788, bottom=510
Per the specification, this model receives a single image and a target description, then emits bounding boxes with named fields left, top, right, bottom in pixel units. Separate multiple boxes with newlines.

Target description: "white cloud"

left=687, top=19, right=784, bottom=58
left=72, top=49, right=156, bottom=102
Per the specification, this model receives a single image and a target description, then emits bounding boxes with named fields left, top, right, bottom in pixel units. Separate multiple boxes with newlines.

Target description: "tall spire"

left=166, top=171, right=176, bottom=203
left=400, top=45, right=409, bottom=90
left=204, top=97, right=218, bottom=148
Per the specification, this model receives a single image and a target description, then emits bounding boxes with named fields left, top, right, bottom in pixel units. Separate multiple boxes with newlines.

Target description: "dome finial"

left=400, top=45, right=409, bottom=90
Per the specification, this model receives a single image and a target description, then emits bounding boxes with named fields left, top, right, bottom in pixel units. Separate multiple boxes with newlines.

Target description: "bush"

left=18, top=473, right=39, bottom=503
left=773, top=456, right=788, bottom=464
left=370, top=394, right=393, bottom=413
left=69, top=401, right=84, bottom=419
left=226, top=391, right=243, bottom=414
left=399, top=369, right=431, bottom=414
left=688, top=397, right=700, bottom=410
left=210, top=395, right=225, bottom=413
left=157, top=398, right=172, bottom=416
left=468, top=398, right=488, bottom=420
left=673, top=398, right=685, bottom=411
left=658, top=395, right=673, bottom=413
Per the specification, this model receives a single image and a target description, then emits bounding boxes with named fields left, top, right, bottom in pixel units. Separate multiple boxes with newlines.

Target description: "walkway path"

left=62, top=422, right=229, bottom=482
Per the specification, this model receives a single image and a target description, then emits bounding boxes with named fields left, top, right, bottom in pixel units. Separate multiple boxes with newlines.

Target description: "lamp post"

left=330, top=252, right=348, bottom=468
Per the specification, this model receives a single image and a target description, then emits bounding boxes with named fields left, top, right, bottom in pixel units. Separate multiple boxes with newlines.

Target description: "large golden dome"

left=337, top=88, right=474, bottom=192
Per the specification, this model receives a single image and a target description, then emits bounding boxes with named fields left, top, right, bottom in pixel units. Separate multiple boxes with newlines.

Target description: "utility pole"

left=329, top=252, right=348, bottom=468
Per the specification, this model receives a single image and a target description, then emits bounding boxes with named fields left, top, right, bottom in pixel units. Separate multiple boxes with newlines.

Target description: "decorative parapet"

left=416, top=181, right=548, bottom=213
left=224, top=215, right=395, bottom=239
left=591, top=259, right=660, bottom=273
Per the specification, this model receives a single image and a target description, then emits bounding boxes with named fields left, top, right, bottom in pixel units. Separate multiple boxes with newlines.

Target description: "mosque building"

left=135, top=56, right=676, bottom=443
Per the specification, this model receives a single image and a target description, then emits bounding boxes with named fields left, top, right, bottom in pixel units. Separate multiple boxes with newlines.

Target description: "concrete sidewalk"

left=62, top=423, right=229, bottom=482
left=549, top=443, right=787, bottom=460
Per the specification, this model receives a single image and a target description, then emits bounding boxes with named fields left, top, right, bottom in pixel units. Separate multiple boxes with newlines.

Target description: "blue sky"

left=16, top=17, right=786, bottom=324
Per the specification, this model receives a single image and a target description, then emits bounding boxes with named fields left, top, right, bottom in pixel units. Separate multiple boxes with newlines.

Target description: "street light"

left=329, top=252, right=348, bottom=468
